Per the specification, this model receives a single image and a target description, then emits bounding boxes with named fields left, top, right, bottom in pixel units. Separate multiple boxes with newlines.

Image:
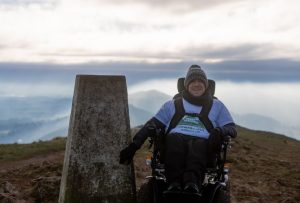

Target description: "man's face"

left=188, top=79, right=206, bottom=97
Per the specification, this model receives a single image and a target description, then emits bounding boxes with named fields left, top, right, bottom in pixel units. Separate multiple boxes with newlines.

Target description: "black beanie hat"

left=184, top=65, right=208, bottom=89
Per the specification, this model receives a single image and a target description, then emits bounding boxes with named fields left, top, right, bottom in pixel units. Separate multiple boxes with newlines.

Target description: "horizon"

left=1, top=73, right=300, bottom=142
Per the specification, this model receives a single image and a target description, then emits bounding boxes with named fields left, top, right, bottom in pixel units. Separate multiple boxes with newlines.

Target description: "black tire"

left=137, top=178, right=166, bottom=203
left=212, top=181, right=230, bottom=203
left=137, top=180, right=154, bottom=203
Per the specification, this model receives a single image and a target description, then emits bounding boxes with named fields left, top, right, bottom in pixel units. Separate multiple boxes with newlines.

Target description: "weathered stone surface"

left=59, top=75, right=136, bottom=203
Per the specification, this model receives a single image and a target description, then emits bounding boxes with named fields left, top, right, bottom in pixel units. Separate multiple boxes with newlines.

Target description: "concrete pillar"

left=59, top=75, right=136, bottom=203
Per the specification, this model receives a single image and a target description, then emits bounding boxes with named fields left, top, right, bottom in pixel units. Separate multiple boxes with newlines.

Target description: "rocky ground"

left=0, top=127, right=299, bottom=202
left=0, top=151, right=64, bottom=203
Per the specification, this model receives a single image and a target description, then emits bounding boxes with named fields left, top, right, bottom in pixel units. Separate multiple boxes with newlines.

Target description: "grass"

left=0, top=137, right=66, bottom=162
left=1, top=125, right=299, bottom=165
left=0, top=126, right=299, bottom=202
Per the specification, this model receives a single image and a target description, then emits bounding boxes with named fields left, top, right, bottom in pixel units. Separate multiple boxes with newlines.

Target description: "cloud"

left=0, top=81, right=73, bottom=97
left=1, top=59, right=299, bottom=87
left=205, top=59, right=300, bottom=83
left=93, top=0, right=241, bottom=13
left=0, top=0, right=57, bottom=6
left=39, top=43, right=280, bottom=63
left=180, top=43, right=278, bottom=61
left=0, top=0, right=300, bottom=63
left=0, top=44, right=8, bottom=50
left=128, top=79, right=178, bottom=96
left=215, top=81, right=300, bottom=126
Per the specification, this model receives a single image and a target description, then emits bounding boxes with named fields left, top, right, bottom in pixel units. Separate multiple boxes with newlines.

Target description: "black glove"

left=119, top=143, right=139, bottom=165
left=208, top=128, right=223, bottom=153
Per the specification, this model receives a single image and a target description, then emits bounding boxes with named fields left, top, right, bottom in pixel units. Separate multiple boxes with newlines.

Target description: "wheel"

left=137, top=180, right=154, bottom=203
left=212, top=181, right=230, bottom=203
left=137, top=178, right=166, bottom=203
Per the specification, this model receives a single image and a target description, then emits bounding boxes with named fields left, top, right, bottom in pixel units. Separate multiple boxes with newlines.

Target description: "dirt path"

left=0, top=151, right=64, bottom=203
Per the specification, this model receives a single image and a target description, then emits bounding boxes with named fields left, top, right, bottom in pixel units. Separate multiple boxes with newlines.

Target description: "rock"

left=0, top=181, right=21, bottom=203
left=31, top=176, right=61, bottom=202
left=0, top=192, right=16, bottom=203
left=0, top=181, right=19, bottom=196
left=59, top=76, right=136, bottom=203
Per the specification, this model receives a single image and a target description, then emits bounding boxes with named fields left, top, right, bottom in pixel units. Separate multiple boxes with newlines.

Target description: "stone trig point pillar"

left=59, top=75, right=136, bottom=203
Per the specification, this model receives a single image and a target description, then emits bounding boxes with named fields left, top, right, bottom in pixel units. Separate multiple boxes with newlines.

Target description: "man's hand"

left=119, top=143, right=139, bottom=165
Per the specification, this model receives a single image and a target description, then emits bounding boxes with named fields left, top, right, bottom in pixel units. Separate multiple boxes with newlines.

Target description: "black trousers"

left=164, top=133, right=208, bottom=187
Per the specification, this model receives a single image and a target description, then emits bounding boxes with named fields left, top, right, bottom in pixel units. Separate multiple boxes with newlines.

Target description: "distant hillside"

left=0, top=96, right=71, bottom=120
left=0, top=126, right=299, bottom=202
left=233, top=113, right=282, bottom=129
left=0, top=91, right=170, bottom=143
left=128, top=104, right=153, bottom=127
left=1, top=90, right=299, bottom=143
left=0, top=96, right=71, bottom=144
left=232, top=113, right=300, bottom=140
left=0, top=117, right=69, bottom=144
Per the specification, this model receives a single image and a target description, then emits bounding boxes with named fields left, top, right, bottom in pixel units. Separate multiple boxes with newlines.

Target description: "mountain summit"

left=0, top=126, right=299, bottom=202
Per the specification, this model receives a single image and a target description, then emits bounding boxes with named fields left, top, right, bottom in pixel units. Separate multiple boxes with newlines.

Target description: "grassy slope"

left=0, top=137, right=66, bottom=162
left=134, top=126, right=300, bottom=203
left=228, top=126, right=300, bottom=202
left=0, top=126, right=299, bottom=202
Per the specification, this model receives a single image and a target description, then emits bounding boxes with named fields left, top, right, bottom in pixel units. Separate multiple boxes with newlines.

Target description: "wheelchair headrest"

left=177, top=77, right=216, bottom=96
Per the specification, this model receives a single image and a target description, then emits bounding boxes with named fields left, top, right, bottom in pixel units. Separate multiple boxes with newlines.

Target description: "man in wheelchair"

left=120, top=65, right=237, bottom=202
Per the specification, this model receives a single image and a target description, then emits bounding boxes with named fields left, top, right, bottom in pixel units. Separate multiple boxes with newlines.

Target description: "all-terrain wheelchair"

left=138, top=126, right=231, bottom=203
left=138, top=78, right=233, bottom=203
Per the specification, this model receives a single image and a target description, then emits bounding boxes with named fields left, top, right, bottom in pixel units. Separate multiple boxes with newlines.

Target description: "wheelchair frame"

left=143, top=126, right=231, bottom=203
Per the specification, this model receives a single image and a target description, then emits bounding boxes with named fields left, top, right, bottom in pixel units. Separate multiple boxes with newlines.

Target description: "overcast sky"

left=0, top=0, right=300, bottom=139
left=1, top=0, right=300, bottom=63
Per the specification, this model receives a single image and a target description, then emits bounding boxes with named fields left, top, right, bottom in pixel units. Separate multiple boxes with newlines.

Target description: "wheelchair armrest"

left=147, top=125, right=157, bottom=138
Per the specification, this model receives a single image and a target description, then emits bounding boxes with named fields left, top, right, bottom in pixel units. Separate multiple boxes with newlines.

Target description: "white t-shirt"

left=154, top=98, right=234, bottom=139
